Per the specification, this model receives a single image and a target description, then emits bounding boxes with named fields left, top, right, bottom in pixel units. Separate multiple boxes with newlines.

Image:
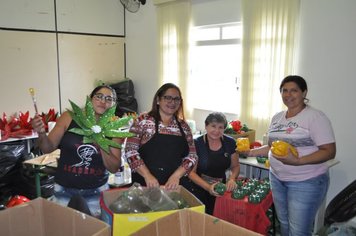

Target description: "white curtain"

left=155, top=0, right=192, bottom=116
left=240, top=0, right=300, bottom=140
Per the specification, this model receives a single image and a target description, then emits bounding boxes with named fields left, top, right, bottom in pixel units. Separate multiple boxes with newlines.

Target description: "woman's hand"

left=208, top=182, right=219, bottom=196
left=31, top=114, right=46, bottom=134
left=144, top=174, right=159, bottom=188
left=225, top=179, right=237, bottom=192
left=165, top=174, right=181, bottom=190
left=272, top=148, right=299, bottom=165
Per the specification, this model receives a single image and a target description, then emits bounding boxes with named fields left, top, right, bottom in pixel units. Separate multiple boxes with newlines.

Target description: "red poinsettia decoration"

left=0, top=112, right=33, bottom=141
left=18, top=111, right=32, bottom=130
left=40, top=108, right=58, bottom=132
left=224, top=119, right=249, bottom=135
left=230, top=120, right=242, bottom=132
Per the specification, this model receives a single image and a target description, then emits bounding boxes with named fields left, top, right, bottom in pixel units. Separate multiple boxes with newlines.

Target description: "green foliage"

left=68, top=97, right=134, bottom=153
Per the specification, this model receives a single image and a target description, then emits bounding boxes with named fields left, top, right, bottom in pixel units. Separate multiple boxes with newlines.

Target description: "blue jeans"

left=270, top=172, right=329, bottom=236
left=51, top=183, right=109, bottom=218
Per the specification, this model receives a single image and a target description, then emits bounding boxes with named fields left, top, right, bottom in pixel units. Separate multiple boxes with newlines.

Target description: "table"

left=239, top=156, right=340, bottom=234
left=239, top=157, right=269, bottom=179
left=23, top=149, right=59, bottom=197
left=0, top=133, right=38, bottom=153
left=213, top=190, right=273, bottom=235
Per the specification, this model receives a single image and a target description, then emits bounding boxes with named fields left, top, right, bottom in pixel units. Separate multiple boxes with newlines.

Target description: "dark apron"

left=200, top=135, right=231, bottom=181
left=131, top=117, right=190, bottom=187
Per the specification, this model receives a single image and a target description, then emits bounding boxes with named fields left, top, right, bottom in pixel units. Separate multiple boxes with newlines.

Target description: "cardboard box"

left=100, top=186, right=205, bottom=236
left=0, top=198, right=110, bottom=236
left=226, top=129, right=256, bottom=144
left=131, top=208, right=262, bottom=236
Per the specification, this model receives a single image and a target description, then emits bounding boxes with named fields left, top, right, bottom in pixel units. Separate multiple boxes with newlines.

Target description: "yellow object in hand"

left=236, top=138, right=250, bottom=152
left=271, top=140, right=298, bottom=157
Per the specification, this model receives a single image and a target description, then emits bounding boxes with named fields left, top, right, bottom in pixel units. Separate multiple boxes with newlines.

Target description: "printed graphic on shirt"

left=269, top=121, right=315, bottom=147
left=73, top=144, right=98, bottom=168
left=62, top=144, right=105, bottom=176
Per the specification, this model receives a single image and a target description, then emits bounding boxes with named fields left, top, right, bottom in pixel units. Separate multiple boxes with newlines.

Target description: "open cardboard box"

left=131, top=208, right=262, bottom=236
left=226, top=129, right=256, bottom=144
left=0, top=198, right=110, bottom=236
left=100, top=186, right=205, bottom=236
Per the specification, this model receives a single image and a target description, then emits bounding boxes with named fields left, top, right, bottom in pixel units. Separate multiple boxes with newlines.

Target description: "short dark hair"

left=90, top=85, right=117, bottom=103
left=205, top=112, right=228, bottom=129
left=279, top=75, right=308, bottom=93
left=148, top=83, right=185, bottom=121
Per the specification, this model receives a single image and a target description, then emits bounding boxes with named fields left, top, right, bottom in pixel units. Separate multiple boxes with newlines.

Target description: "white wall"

left=126, top=0, right=356, bottom=209
left=125, top=2, right=159, bottom=113
left=298, top=0, right=356, bottom=205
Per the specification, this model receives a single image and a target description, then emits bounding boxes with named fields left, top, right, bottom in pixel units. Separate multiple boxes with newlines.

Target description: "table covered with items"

left=213, top=178, right=273, bottom=235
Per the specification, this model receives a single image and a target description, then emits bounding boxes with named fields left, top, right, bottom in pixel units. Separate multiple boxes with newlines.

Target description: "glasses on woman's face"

left=93, top=93, right=114, bottom=104
left=162, top=95, right=182, bottom=104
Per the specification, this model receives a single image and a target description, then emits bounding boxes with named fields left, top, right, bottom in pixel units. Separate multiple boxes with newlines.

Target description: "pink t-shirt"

left=268, top=105, right=335, bottom=181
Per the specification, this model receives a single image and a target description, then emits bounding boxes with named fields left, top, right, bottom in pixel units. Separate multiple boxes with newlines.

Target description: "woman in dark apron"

left=125, top=83, right=197, bottom=190
left=188, top=112, right=240, bottom=214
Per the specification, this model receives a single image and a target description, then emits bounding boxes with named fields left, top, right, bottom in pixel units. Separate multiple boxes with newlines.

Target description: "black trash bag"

left=14, top=164, right=55, bottom=199
left=324, top=179, right=356, bottom=226
left=0, top=141, right=26, bottom=179
left=110, top=79, right=138, bottom=117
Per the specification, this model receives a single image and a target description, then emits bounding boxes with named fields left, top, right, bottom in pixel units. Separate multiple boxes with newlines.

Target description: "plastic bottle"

left=114, top=166, right=124, bottom=185
left=124, top=162, right=132, bottom=183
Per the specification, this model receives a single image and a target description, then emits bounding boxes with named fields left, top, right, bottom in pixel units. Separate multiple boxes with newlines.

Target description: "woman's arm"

left=248, top=145, right=270, bottom=157
left=32, top=112, right=71, bottom=154
left=180, top=121, right=198, bottom=174
left=188, top=165, right=218, bottom=196
left=125, top=116, right=159, bottom=187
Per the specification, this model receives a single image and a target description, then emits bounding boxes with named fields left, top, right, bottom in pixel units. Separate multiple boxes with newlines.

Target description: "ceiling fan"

left=120, top=0, right=146, bottom=13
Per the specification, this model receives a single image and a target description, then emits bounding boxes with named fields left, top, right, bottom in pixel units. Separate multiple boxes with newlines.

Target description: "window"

left=190, top=22, right=242, bottom=114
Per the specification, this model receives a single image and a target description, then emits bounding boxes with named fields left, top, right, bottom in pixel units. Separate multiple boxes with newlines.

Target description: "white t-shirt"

left=267, top=105, right=335, bottom=181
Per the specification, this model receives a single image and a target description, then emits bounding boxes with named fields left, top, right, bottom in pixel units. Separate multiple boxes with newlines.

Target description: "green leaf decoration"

left=105, top=116, right=132, bottom=130
left=103, top=130, right=135, bottom=138
left=83, top=136, right=94, bottom=144
left=68, top=98, right=134, bottom=153
left=98, top=105, right=116, bottom=128
left=69, top=128, right=93, bottom=136
left=85, top=97, right=96, bottom=125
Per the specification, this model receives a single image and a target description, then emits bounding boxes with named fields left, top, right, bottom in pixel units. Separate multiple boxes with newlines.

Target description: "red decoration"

left=0, top=112, right=32, bottom=141
left=40, top=108, right=58, bottom=132
left=6, top=195, right=30, bottom=208
left=0, top=108, right=58, bottom=141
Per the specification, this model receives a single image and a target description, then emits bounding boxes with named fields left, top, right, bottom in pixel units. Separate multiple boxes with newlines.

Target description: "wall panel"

left=0, top=30, right=59, bottom=116
left=58, top=34, right=125, bottom=110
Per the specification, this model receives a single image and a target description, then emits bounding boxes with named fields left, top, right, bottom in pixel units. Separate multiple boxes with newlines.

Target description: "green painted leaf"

left=83, top=136, right=94, bottom=144
left=67, top=110, right=86, bottom=129
left=105, top=116, right=132, bottom=130
left=103, top=130, right=134, bottom=138
left=69, top=99, right=93, bottom=128
left=98, top=106, right=116, bottom=127
left=85, top=96, right=96, bottom=125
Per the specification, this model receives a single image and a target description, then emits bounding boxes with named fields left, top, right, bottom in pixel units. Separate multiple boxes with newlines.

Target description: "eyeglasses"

left=93, top=93, right=115, bottom=104
left=162, top=95, right=182, bottom=103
